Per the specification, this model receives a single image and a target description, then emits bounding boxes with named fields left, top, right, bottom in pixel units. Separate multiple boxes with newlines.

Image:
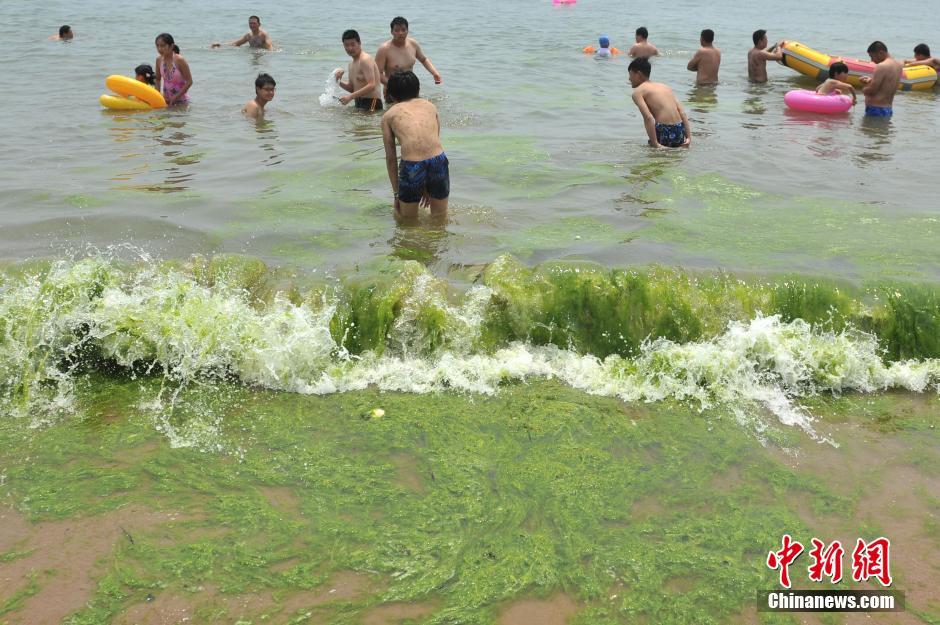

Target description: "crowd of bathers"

left=51, top=18, right=940, bottom=220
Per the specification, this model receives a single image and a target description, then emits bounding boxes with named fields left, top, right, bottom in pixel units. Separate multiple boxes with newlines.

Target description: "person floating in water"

left=212, top=15, right=273, bottom=50
left=595, top=35, right=615, bottom=58
left=904, top=43, right=940, bottom=71
left=154, top=33, right=192, bottom=105
left=629, top=27, right=658, bottom=57
left=747, top=30, right=784, bottom=83
left=860, top=41, right=902, bottom=117
left=381, top=71, right=449, bottom=221
left=375, top=17, right=442, bottom=104
left=816, top=62, right=857, bottom=105
left=243, top=73, right=275, bottom=119
left=50, top=25, right=73, bottom=41
left=135, top=64, right=155, bottom=86
left=335, top=30, right=383, bottom=112
left=629, top=57, right=692, bottom=148
left=688, top=29, right=721, bottom=85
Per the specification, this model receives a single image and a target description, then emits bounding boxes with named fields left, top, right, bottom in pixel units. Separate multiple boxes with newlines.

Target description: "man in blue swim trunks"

left=381, top=70, right=449, bottom=220
left=860, top=41, right=902, bottom=118
left=628, top=57, right=692, bottom=148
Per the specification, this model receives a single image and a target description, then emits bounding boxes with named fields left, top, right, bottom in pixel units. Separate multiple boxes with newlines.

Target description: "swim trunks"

left=398, top=152, right=450, bottom=203
left=655, top=121, right=686, bottom=147
left=355, top=97, right=383, bottom=112
left=864, top=105, right=893, bottom=117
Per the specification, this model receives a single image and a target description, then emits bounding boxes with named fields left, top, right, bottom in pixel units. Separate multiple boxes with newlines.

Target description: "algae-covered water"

left=2, top=0, right=940, bottom=622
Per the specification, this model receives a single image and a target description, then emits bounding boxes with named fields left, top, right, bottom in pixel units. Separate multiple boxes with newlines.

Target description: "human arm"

left=154, top=56, right=162, bottom=92
left=336, top=67, right=353, bottom=93
left=213, top=33, right=251, bottom=48
left=375, top=44, right=389, bottom=86
left=339, top=61, right=380, bottom=105
left=833, top=80, right=857, bottom=103
left=263, top=33, right=274, bottom=51
left=687, top=50, right=701, bottom=72
left=628, top=44, right=640, bottom=57
left=760, top=48, right=784, bottom=62
left=632, top=91, right=660, bottom=147
left=414, top=41, right=442, bottom=84
left=381, top=114, right=400, bottom=210
left=677, top=101, right=691, bottom=146
left=861, top=65, right=886, bottom=95
left=167, top=56, right=193, bottom=104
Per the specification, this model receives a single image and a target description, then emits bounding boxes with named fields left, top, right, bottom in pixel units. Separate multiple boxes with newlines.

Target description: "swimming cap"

left=599, top=35, right=610, bottom=48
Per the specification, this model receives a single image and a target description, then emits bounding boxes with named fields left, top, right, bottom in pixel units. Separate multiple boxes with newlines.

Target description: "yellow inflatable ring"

left=99, top=94, right=152, bottom=110
left=100, top=75, right=167, bottom=109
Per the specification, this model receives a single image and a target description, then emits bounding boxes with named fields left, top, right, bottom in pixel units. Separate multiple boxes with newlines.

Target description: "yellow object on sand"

left=779, top=41, right=937, bottom=91
left=101, top=74, right=167, bottom=109
left=99, top=94, right=153, bottom=110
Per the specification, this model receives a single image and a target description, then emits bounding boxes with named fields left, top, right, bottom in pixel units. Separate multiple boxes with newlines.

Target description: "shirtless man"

left=381, top=71, right=449, bottom=220
left=50, top=25, right=73, bottom=41
left=335, top=30, right=383, bottom=112
left=904, top=43, right=940, bottom=71
left=375, top=16, right=442, bottom=103
left=629, top=57, right=692, bottom=148
left=243, top=73, right=275, bottom=119
left=747, top=30, right=784, bottom=83
left=859, top=41, right=903, bottom=117
left=687, top=29, right=721, bottom=85
left=212, top=15, right=273, bottom=50
left=628, top=27, right=659, bottom=57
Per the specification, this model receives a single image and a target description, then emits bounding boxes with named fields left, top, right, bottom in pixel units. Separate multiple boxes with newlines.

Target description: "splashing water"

left=318, top=68, right=346, bottom=107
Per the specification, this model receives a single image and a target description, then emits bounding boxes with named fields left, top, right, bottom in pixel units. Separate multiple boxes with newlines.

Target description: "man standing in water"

left=382, top=71, right=449, bottom=221
left=687, top=29, right=721, bottom=85
left=859, top=41, right=902, bottom=117
left=628, top=27, right=659, bottom=57
left=243, top=73, right=276, bottom=119
left=212, top=15, right=273, bottom=50
left=747, top=30, right=784, bottom=83
left=629, top=57, right=692, bottom=148
left=375, top=17, right=442, bottom=103
left=335, top=30, right=383, bottom=112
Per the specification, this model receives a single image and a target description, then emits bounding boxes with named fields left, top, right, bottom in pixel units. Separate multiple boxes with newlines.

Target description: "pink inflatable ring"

left=784, top=89, right=852, bottom=114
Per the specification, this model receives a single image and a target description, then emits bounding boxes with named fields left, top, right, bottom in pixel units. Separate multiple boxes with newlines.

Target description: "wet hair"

left=752, top=29, right=767, bottom=46
left=636, top=27, right=648, bottom=40
left=59, top=25, right=71, bottom=37
left=867, top=40, right=887, bottom=55
left=135, top=63, right=156, bottom=85
left=390, top=16, right=408, bottom=31
left=829, top=61, right=849, bottom=78
left=388, top=70, right=419, bottom=102
left=628, top=57, right=652, bottom=77
left=156, top=33, right=180, bottom=54
left=342, top=29, right=360, bottom=43
left=249, top=15, right=261, bottom=23
left=914, top=43, right=930, bottom=57
left=701, top=29, right=715, bottom=44
left=255, top=73, right=275, bottom=89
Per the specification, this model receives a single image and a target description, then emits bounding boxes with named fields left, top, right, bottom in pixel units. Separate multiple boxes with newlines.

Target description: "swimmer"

left=747, top=30, right=784, bottom=83
left=687, top=29, right=721, bottom=85
left=50, top=25, right=73, bottom=41
left=629, top=27, right=659, bottom=57
left=154, top=33, right=192, bottom=105
left=212, top=15, right=274, bottom=50
left=904, top=43, right=940, bottom=71
left=243, top=73, right=275, bottom=119
left=816, top=62, right=857, bottom=105
left=335, top=30, right=383, bottom=112
left=595, top=35, right=614, bottom=59
left=629, top=57, right=692, bottom=148
left=859, top=41, right=902, bottom=117
left=381, top=71, right=449, bottom=220
left=375, top=16, right=442, bottom=103
left=135, top=64, right=156, bottom=86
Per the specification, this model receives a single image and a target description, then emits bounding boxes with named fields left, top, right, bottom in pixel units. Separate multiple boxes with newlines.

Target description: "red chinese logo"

left=808, top=538, right=844, bottom=583
left=851, top=537, right=892, bottom=587
left=767, top=534, right=804, bottom=588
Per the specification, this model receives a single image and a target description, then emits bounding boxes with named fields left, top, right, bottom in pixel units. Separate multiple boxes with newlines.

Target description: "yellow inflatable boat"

left=779, top=41, right=937, bottom=91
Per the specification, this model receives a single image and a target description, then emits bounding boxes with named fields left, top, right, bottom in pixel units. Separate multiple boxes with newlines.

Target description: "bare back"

left=382, top=99, right=443, bottom=161
left=865, top=57, right=902, bottom=108
left=747, top=47, right=768, bottom=82
left=689, top=46, right=721, bottom=84
left=634, top=82, right=683, bottom=124
left=629, top=42, right=659, bottom=57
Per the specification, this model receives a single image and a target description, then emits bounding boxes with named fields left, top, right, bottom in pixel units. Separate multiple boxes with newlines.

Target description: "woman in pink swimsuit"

left=154, top=33, right=192, bottom=105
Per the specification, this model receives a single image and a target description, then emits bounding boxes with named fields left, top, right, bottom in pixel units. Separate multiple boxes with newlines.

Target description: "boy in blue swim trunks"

left=628, top=57, right=692, bottom=148
left=381, top=70, right=449, bottom=220
left=860, top=41, right=902, bottom=118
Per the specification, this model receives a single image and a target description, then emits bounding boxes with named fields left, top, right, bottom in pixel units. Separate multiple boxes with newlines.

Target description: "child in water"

left=816, top=62, right=857, bottom=105
left=135, top=64, right=155, bottom=86
left=584, top=35, right=619, bottom=58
